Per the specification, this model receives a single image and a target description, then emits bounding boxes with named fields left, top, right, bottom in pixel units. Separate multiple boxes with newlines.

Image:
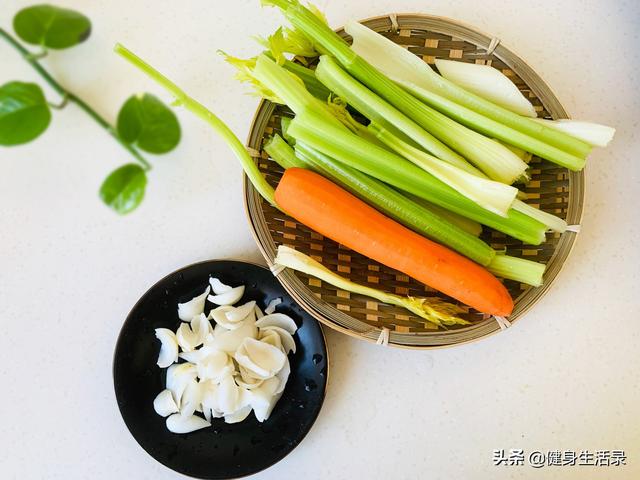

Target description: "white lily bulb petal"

left=207, top=285, right=245, bottom=306
left=255, top=313, right=297, bottom=335
left=200, top=380, right=219, bottom=423
left=180, top=379, right=202, bottom=418
left=218, top=375, right=242, bottom=415
left=250, top=376, right=283, bottom=422
left=234, top=337, right=286, bottom=380
left=191, top=313, right=212, bottom=342
left=226, top=301, right=257, bottom=322
left=259, top=329, right=283, bottom=352
left=153, top=389, right=179, bottom=417
left=209, top=277, right=232, bottom=295
left=235, top=365, right=265, bottom=390
left=196, top=350, right=234, bottom=382
left=261, top=326, right=296, bottom=355
left=254, top=304, right=265, bottom=319
left=264, top=298, right=282, bottom=315
left=210, top=306, right=243, bottom=330
left=235, top=376, right=264, bottom=390
left=176, top=322, right=200, bottom=352
left=274, top=357, right=290, bottom=396
left=213, top=319, right=258, bottom=354
left=155, top=328, right=179, bottom=368
left=225, top=405, right=253, bottom=424
left=166, top=413, right=210, bottom=434
left=166, top=363, right=197, bottom=407
left=178, top=349, right=202, bottom=364
left=177, top=286, right=211, bottom=321
left=179, top=344, right=216, bottom=369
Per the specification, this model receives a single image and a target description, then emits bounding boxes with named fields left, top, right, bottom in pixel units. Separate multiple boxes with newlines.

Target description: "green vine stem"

left=0, top=27, right=151, bottom=171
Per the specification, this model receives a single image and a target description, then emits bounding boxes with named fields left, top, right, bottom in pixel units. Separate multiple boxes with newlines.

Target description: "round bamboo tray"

left=243, top=14, right=584, bottom=348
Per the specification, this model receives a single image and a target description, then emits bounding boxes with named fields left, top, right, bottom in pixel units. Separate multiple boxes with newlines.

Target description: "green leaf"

left=99, top=164, right=147, bottom=214
left=0, top=81, right=51, bottom=146
left=117, top=93, right=181, bottom=154
left=13, top=4, right=91, bottom=49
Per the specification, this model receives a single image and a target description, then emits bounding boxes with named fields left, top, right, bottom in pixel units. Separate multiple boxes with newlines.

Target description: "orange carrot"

left=275, top=168, right=513, bottom=316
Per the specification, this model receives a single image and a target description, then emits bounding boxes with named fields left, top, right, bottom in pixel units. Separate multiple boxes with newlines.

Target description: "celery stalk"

left=264, top=2, right=529, bottom=183
left=531, top=118, right=615, bottom=148
left=344, top=20, right=592, bottom=159
left=434, top=58, right=537, bottom=117
left=269, top=55, right=331, bottom=100
left=315, top=55, right=530, bottom=183
left=287, top=109, right=547, bottom=244
left=398, top=80, right=587, bottom=172
left=403, top=194, right=483, bottom=237
left=369, top=122, right=518, bottom=217
left=114, top=43, right=276, bottom=206
left=294, top=142, right=496, bottom=265
left=264, top=134, right=306, bottom=169
left=487, top=254, right=545, bottom=287
left=274, top=245, right=468, bottom=326
left=314, top=55, right=479, bottom=175
left=252, top=54, right=336, bottom=122
left=500, top=141, right=533, bottom=163
left=511, top=199, right=567, bottom=233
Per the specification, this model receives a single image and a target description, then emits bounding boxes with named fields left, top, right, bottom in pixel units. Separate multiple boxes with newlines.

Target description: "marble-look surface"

left=1, top=0, right=638, bottom=478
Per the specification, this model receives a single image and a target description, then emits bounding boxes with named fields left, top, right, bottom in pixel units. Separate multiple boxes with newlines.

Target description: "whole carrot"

left=275, top=168, right=513, bottom=316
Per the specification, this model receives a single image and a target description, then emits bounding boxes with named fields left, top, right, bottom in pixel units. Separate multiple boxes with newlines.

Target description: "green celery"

left=344, top=20, right=592, bottom=159
left=314, top=54, right=478, bottom=175
left=266, top=53, right=331, bottom=100
left=369, top=122, right=518, bottom=217
left=287, top=109, right=547, bottom=244
left=487, top=254, right=545, bottom=287
left=265, top=2, right=528, bottom=183
left=252, top=54, right=333, bottom=120
left=294, top=142, right=495, bottom=265
left=511, top=199, right=567, bottom=233
left=403, top=194, right=483, bottom=237
left=264, top=133, right=306, bottom=169
left=399, top=80, right=586, bottom=171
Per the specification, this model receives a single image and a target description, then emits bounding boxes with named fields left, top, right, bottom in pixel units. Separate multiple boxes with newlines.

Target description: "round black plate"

left=113, top=260, right=328, bottom=479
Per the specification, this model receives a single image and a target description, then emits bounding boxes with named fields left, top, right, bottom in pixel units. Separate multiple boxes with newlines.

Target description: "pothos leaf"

left=13, top=4, right=91, bottom=49
left=117, top=93, right=181, bottom=154
left=99, top=164, right=147, bottom=214
left=0, top=81, right=51, bottom=146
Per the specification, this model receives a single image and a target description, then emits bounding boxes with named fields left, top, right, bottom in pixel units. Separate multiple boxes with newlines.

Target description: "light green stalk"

left=274, top=245, right=468, bottom=326
left=114, top=43, right=276, bottom=205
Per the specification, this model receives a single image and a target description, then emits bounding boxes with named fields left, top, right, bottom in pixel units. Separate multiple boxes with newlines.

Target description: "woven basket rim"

left=243, top=13, right=585, bottom=349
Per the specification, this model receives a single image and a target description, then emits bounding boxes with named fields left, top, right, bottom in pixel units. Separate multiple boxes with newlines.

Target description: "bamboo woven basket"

left=243, top=14, right=584, bottom=348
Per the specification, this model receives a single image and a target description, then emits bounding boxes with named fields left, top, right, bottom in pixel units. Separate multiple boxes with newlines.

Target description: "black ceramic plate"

left=113, top=260, right=328, bottom=479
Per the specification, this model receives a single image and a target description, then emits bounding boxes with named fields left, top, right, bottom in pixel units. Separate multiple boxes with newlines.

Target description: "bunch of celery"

left=115, top=0, right=615, bottom=297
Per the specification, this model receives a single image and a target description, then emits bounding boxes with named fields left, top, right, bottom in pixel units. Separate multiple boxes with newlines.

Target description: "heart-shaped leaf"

left=117, top=93, right=181, bottom=154
left=0, top=81, right=51, bottom=146
left=99, top=164, right=147, bottom=214
left=13, top=4, right=91, bottom=49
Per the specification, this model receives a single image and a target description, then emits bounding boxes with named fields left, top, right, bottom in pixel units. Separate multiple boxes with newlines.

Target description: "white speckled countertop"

left=1, top=0, right=638, bottom=478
